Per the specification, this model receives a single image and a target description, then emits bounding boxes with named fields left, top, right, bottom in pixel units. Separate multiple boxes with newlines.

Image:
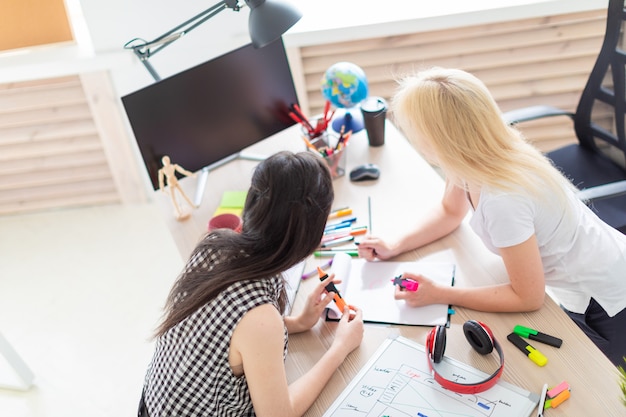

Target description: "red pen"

left=327, top=108, right=336, bottom=123
left=290, top=104, right=314, bottom=131
left=323, top=100, right=331, bottom=120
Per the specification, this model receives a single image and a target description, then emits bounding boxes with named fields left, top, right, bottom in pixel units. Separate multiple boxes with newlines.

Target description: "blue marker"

left=326, top=216, right=356, bottom=226
left=324, top=224, right=351, bottom=233
left=324, top=218, right=357, bottom=231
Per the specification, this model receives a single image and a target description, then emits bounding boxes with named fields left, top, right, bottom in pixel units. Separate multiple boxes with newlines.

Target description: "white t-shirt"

left=469, top=186, right=626, bottom=316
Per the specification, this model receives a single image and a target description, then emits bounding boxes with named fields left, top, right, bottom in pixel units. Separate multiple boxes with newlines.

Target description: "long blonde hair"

left=391, top=67, right=576, bottom=202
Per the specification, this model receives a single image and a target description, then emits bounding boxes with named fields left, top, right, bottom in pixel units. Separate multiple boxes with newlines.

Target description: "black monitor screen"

left=122, top=38, right=298, bottom=189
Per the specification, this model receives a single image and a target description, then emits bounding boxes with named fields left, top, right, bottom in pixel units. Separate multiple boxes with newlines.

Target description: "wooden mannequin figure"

left=158, top=155, right=197, bottom=220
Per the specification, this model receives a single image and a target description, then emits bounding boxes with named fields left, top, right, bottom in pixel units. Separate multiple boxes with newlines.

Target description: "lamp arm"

left=125, top=0, right=242, bottom=80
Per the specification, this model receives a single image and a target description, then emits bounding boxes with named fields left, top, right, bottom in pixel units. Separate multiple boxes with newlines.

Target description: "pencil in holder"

left=322, top=146, right=347, bottom=179
left=302, top=127, right=330, bottom=151
left=302, top=127, right=351, bottom=180
left=304, top=142, right=344, bottom=179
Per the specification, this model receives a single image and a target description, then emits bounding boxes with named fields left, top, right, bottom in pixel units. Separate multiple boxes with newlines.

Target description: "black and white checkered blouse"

left=142, top=247, right=287, bottom=416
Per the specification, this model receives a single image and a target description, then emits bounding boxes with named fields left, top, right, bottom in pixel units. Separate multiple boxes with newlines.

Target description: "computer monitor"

left=121, top=37, right=298, bottom=190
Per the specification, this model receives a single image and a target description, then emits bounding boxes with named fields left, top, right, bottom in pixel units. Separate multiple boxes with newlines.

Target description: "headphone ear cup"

left=432, top=325, right=447, bottom=363
left=426, top=327, right=436, bottom=358
left=463, top=320, right=494, bottom=355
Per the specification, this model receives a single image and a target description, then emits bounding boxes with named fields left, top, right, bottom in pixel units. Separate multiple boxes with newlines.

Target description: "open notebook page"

left=327, top=253, right=455, bottom=326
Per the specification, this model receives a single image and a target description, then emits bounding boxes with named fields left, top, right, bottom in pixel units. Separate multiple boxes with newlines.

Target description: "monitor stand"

left=193, top=152, right=266, bottom=207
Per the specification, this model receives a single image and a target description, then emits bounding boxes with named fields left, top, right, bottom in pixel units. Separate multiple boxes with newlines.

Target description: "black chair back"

left=574, top=0, right=626, bottom=168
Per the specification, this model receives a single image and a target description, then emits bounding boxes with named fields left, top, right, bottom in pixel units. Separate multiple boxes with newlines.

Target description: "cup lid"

left=361, top=96, right=387, bottom=112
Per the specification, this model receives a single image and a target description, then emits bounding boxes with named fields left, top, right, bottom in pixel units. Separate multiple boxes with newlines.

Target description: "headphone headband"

left=426, top=320, right=505, bottom=394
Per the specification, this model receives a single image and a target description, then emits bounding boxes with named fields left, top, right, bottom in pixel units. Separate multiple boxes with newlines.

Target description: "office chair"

left=503, top=0, right=626, bottom=234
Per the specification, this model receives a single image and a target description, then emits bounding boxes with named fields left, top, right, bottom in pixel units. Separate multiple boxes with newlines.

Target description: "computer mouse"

left=349, top=163, right=380, bottom=182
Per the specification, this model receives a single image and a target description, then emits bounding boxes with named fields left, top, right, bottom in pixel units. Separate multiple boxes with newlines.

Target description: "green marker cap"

left=513, top=325, right=538, bottom=338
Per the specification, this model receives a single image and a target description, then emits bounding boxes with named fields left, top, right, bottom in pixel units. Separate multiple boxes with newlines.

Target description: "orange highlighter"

left=317, top=267, right=348, bottom=312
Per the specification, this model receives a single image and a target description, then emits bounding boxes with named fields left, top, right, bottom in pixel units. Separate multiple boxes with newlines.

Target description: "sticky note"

left=214, top=191, right=247, bottom=216
left=219, top=191, right=247, bottom=208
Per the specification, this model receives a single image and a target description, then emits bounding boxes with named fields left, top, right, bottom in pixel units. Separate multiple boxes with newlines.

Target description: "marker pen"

left=326, top=216, right=357, bottom=226
left=544, top=388, right=570, bottom=409
left=546, top=381, right=569, bottom=399
left=317, top=267, right=348, bottom=311
left=329, top=206, right=349, bottom=214
left=513, top=325, right=563, bottom=348
left=507, top=333, right=548, bottom=366
left=321, top=226, right=367, bottom=241
left=391, top=275, right=419, bottom=292
left=320, top=235, right=354, bottom=248
left=314, top=250, right=359, bottom=257
left=328, top=208, right=353, bottom=219
left=323, top=225, right=351, bottom=235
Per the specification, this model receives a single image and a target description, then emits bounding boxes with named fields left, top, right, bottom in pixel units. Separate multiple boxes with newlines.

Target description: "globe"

left=321, top=62, right=369, bottom=109
left=321, top=62, right=369, bottom=132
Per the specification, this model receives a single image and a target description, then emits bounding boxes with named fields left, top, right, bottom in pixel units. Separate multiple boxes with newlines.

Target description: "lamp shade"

left=246, top=0, right=302, bottom=48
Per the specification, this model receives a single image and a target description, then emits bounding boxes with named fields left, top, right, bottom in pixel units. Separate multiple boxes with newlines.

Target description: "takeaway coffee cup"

left=360, top=96, right=388, bottom=147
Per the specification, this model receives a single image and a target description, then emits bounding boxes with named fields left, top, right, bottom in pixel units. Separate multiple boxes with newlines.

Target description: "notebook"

left=326, top=253, right=455, bottom=326
left=323, top=335, right=538, bottom=417
left=282, top=261, right=305, bottom=314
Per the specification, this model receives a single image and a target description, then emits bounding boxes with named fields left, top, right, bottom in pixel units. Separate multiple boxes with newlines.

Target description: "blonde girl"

left=358, top=67, right=626, bottom=365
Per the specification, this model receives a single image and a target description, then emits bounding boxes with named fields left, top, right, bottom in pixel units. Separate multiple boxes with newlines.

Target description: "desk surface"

left=155, top=123, right=623, bottom=416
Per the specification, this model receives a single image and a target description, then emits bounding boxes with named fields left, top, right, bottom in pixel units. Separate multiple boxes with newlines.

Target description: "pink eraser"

left=547, top=380, right=569, bottom=399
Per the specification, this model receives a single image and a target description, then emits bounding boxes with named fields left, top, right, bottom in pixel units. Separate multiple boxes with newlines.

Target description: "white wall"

left=79, top=0, right=253, bottom=96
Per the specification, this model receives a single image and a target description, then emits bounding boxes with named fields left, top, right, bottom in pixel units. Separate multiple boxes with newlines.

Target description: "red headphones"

left=426, top=320, right=504, bottom=394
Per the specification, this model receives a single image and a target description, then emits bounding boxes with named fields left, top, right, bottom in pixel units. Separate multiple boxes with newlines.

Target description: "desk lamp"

left=124, top=0, right=301, bottom=81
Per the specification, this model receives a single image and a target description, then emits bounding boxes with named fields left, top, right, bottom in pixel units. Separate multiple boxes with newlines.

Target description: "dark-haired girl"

left=140, top=151, right=363, bottom=416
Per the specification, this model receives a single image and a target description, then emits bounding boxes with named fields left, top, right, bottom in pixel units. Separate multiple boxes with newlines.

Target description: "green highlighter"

left=314, top=250, right=358, bottom=258
left=513, top=325, right=563, bottom=348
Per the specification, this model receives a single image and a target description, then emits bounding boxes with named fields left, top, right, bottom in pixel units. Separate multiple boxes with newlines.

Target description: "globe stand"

left=331, top=107, right=364, bottom=134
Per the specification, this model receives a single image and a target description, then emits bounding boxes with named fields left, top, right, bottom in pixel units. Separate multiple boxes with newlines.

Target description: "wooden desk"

left=155, top=123, right=623, bottom=416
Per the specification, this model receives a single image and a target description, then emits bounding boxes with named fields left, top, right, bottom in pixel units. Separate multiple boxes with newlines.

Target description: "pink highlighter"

left=391, top=275, right=419, bottom=292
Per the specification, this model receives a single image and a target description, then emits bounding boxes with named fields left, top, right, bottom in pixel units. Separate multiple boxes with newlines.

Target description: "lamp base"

left=331, top=108, right=364, bottom=133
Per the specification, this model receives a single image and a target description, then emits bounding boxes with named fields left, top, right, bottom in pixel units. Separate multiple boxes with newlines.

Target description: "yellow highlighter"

left=507, top=333, right=548, bottom=366
left=328, top=208, right=352, bottom=220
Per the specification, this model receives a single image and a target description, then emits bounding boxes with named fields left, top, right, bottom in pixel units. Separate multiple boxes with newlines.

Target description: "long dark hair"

left=155, top=151, right=333, bottom=337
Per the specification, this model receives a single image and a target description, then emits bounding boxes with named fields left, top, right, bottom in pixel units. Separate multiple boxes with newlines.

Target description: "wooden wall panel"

left=294, top=10, right=607, bottom=152
left=0, top=8, right=609, bottom=215
left=0, top=76, right=120, bottom=215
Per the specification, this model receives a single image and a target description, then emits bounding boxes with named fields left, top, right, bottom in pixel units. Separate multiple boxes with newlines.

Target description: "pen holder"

left=303, top=128, right=346, bottom=179
left=302, top=126, right=330, bottom=150
left=309, top=144, right=346, bottom=180
left=325, top=146, right=347, bottom=179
